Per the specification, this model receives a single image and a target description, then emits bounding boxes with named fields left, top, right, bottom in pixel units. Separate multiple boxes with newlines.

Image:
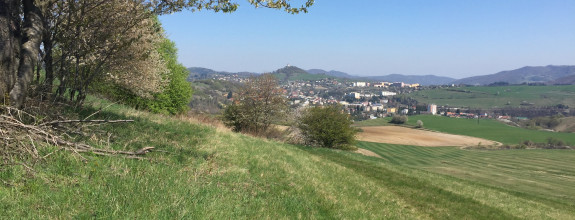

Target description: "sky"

left=159, top=0, right=575, bottom=79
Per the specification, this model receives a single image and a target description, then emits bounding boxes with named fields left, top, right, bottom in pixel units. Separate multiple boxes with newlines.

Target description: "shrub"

left=390, top=115, right=408, bottom=124
left=221, top=74, right=287, bottom=135
left=416, top=120, right=424, bottom=128
left=297, top=105, right=357, bottom=150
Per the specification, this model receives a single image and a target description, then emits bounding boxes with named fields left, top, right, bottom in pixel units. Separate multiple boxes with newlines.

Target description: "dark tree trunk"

left=0, top=0, right=21, bottom=105
left=9, top=0, right=43, bottom=108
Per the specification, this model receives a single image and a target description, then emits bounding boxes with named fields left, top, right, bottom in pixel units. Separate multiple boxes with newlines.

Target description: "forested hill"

left=452, top=65, right=575, bottom=85
left=366, top=74, right=456, bottom=85
left=187, top=67, right=257, bottom=81
left=271, top=66, right=334, bottom=82
left=307, top=69, right=358, bottom=79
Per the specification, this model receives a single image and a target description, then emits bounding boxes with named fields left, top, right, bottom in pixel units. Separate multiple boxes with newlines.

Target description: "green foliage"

left=148, top=39, right=193, bottom=114
left=93, top=38, right=192, bottom=115
left=389, top=115, right=408, bottom=124
left=298, top=105, right=357, bottom=150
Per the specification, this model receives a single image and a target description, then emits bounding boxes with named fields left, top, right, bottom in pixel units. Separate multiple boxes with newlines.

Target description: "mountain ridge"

left=451, top=65, right=575, bottom=85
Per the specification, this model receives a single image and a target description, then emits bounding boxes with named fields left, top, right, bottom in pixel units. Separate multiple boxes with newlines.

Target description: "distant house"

left=353, top=82, right=367, bottom=87
left=401, top=109, right=409, bottom=115
left=428, top=104, right=437, bottom=115
left=381, top=91, right=397, bottom=96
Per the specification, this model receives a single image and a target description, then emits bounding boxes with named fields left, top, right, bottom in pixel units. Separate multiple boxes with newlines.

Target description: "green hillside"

left=2, top=99, right=575, bottom=218
left=272, top=66, right=334, bottom=81
left=407, top=85, right=575, bottom=108
left=356, top=115, right=575, bottom=145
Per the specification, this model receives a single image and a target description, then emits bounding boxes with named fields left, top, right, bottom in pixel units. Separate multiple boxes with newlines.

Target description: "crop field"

left=407, top=85, right=575, bottom=108
left=356, top=115, right=575, bottom=145
left=358, top=141, right=575, bottom=208
left=357, top=126, right=499, bottom=146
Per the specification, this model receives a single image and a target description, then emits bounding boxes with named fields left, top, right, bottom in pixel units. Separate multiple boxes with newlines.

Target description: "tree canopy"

left=0, top=0, right=314, bottom=108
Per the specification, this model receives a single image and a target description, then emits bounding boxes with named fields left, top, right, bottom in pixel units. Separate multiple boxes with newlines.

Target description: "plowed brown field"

left=357, top=126, right=499, bottom=147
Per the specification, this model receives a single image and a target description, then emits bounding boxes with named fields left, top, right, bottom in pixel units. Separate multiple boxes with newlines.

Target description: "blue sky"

left=159, top=0, right=575, bottom=79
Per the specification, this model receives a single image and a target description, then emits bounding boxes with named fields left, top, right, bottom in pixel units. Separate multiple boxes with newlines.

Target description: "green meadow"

left=2, top=100, right=575, bottom=219
left=356, top=115, right=575, bottom=145
left=407, top=85, right=575, bottom=108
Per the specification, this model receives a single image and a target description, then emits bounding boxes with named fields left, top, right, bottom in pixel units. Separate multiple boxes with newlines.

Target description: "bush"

left=416, top=120, right=424, bottom=128
left=297, top=105, right=357, bottom=150
left=390, top=115, right=408, bottom=124
left=221, top=74, right=287, bottom=135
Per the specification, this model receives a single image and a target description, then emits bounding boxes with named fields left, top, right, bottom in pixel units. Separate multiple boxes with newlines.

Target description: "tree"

left=298, top=104, right=357, bottom=150
left=1, top=0, right=314, bottom=109
left=94, top=36, right=193, bottom=115
left=390, top=115, right=408, bottom=124
left=222, top=74, right=287, bottom=135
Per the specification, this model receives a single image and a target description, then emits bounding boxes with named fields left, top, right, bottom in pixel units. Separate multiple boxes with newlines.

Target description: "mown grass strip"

left=301, top=147, right=519, bottom=220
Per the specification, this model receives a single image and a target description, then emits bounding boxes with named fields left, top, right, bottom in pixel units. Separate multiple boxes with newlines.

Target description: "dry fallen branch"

left=1, top=106, right=152, bottom=162
left=40, top=119, right=134, bottom=126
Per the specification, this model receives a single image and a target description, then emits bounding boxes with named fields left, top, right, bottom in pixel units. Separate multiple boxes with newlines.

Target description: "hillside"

left=307, top=69, right=456, bottom=85
left=2, top=98, right=575, bottom=218
left=366, top=74, right=456, bottom=85
left=452, top=65, right=575, bottom=85
left=407, top=84, right=575, bottom=110
left=187, top=67, right=257, bottom=81
left=307, top=69, right=359, bottom=79
left=272, top=66, right=334, bottom=82
left=550, top=74, right=575, bottom=85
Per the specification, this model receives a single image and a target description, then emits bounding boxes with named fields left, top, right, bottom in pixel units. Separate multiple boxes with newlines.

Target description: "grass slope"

left=359, top=142, right=575, bottom=207
left=408, top=85, right=575, bottom=108
left=356, top=115, right=575, bottom=145
left=1, top=99, right=574, bottom=218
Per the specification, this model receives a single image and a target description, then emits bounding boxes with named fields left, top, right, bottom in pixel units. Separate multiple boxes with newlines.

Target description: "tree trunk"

left=0, top=0, right=20, bottom=105
left=9, top=0, right=43, bottom=108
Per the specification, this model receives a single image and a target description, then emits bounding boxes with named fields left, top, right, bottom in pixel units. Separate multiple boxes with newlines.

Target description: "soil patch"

left=357, top=126, right=499, bottom=147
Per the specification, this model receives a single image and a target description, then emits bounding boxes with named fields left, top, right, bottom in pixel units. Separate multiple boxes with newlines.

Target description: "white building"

left=381, top=91, right=397, bottom=96
left=428, top=104, right=437, bottom=115
left=353, top=82, right=367, bottom=87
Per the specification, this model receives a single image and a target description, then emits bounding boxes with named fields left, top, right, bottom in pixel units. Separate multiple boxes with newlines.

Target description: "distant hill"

left=452, top=65, right=575, bottom=85
left=365, top=74, right=456, bottom=86
left=549, top=74, right=575, bottom=85
left=189, top=66, right=457, bottom=85
left=187, top=67, right=257, bottom=81
left=307, top=69, right=454, bottom=85
left=272, top=66, right=334, bottom=82
left=307, top=69, right=359, bottom=79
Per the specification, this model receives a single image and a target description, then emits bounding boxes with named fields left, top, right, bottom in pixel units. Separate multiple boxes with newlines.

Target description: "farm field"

left=356, top=115, right=575, bottom=145
left=357, top=126, right=499, bottom=146
left=407, top=85, right=575, bottom=108
left=358, top=141, right=575, bottom=208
